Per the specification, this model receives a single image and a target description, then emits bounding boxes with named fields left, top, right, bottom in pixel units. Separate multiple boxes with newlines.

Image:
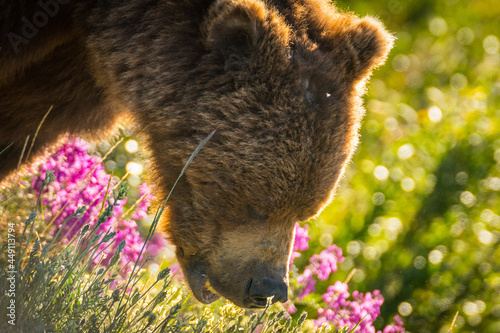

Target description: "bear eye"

left=246, top=204, right=267, bottom=221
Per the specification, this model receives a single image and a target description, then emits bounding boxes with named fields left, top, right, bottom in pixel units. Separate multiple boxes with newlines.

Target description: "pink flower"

left=309, top=245, right=345, bottom=281
left=132, top=182, right=155, bottom=221
left=31, top=136, right=165, bottom=275
left=288, top=221, right=404, bottom=332
left=294, top=223, right=310, bottom=251
left=297, top=267, right=317, bottom=299
left=283, top=301, right=297, bottom=315
left=290, top=223, right=311, bottom=264
left=315, top=284, right=386, bottom=332
left=295, top=244, right=345, bottom=298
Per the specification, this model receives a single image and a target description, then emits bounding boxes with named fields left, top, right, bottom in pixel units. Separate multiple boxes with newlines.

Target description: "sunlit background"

left=299, top=0, right=499, bottom=332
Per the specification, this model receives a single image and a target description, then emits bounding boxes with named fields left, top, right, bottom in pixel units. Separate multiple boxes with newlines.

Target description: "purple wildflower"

left=296, top=244, right=344, bottom=299
left=32, top=136, right=113, bottom=240
left=322, top=281, right=351, bottom=309
left=289, top=222, right=404, bottom=332
left=290, top=223, right=310, bottom=264
left=294, top=223, right=310, bottom=252
left=310, top=245, right=345, bottom=281
left=315, top=285, right=384, bottom=332
left=30, top=136, right=163, bottom=274
left=283, top=301, right=297, bottom=315
left=297, top=267, right=317, bottom=299
left=132, top=182, right=154, bottom=221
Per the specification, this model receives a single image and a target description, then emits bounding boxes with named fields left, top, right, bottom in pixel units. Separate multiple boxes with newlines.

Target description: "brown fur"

left=0, top=0, right=393, bottom=307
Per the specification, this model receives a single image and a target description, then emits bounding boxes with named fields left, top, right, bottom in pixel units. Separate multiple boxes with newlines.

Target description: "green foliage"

left=309, top=0, right=500, bottom=332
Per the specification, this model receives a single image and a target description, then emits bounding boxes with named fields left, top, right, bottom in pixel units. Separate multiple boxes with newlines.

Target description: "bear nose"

left=247, top=278, right=288, bottom=307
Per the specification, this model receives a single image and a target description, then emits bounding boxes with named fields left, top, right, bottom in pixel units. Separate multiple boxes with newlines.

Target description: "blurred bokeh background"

left=295, top=0, right=499, bottom=332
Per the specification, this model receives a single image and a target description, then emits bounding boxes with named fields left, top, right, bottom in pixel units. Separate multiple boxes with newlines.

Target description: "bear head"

left=145, top=0, right=394, bottom=308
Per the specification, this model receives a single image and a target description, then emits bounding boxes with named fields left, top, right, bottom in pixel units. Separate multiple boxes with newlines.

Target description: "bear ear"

left=341, top=17, right=395, bottom=80
left=204, top=0, right=266, bottom=61
left=299, top=1, right=394, bottom=81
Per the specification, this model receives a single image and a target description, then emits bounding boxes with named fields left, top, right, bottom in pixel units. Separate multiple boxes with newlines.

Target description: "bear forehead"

left=188, top=128, right=348, bottom=222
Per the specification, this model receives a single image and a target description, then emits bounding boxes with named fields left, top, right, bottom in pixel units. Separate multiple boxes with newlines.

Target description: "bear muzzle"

left=178, top=247, right=289, bottom=308
left=176, top=248, right=221, bottom=304
left=245, top=277, right=288, bottom=308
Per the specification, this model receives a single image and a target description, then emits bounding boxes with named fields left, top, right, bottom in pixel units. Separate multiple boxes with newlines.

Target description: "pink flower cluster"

left=290, top=224, right=405, bottom=332
left=296, top=244, right=345, bottom=299
left=31, top=136, right=165, bottom=272
left=290, top=223, right=310, bottom=263
left=32, top=137, right=113, bottom=240
left=132, top=183, right=154, bottom=220
left=317, top=282, right=385, bottom=332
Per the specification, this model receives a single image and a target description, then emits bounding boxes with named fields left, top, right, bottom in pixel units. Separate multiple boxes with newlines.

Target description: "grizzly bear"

left=0, top=0, right=393, bottom=308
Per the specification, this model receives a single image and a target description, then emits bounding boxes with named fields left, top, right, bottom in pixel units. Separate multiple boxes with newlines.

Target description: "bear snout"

left=245, top=277, right=288, bottom=308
